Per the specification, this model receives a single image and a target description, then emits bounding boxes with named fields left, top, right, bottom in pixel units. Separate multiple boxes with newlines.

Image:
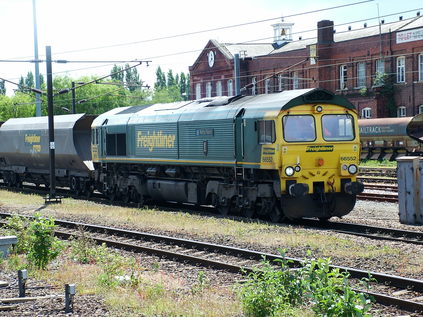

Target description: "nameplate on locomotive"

left=306, top=145, right=334, bottom=152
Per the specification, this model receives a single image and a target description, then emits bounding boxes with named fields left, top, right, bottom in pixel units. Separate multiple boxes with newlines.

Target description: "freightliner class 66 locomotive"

left=0, top=88, right=364, bottom=222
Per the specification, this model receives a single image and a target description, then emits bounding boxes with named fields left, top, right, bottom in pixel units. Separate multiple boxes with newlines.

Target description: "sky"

left=1, top=0, right=422, bottom=95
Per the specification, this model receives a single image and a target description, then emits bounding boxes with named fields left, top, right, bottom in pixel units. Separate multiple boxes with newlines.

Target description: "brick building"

left=189, top=15, right=423, bottom=118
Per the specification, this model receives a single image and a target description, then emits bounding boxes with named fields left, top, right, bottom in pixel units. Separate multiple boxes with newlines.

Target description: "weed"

left=238, top=254, right=373, bottom=317
left=191, top=270, right=209, bottom=294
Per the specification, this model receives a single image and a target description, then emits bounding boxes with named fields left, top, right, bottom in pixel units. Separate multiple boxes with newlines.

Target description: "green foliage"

left=238, top=254, right=372, bottom=317
left=2, top=214, right=63, bottom=270
left=360, top=159, right=397, bottom=167
left=155, top=66, right=167, bottom=90
left=2, top=215, right=31, bottom=254
left=26, top=213, right=63, bottom=269
left=373, top=73, right=396, bottom=116
left=191, top=270, right=209, bottom=295
left=111, top=64, right=124, bottom=82
left=0, top=80, right=5, bottom=95
left=152, top=66, right=190, bottom=102
left=69, top=231, right=98, bottom=264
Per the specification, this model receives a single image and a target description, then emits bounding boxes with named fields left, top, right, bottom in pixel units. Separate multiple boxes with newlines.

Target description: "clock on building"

left=207, top=51, right=215, bottom=67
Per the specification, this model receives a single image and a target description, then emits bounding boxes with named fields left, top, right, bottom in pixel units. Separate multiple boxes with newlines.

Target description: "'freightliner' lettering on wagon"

left=136, top=131, right=176, bottom=152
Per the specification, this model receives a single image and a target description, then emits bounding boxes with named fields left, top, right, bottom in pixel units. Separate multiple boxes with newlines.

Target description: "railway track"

left=357, top=192, right=398, bottom=203
left=300, top=219, right=423, bottom=246
left=0, top=212, right=422, bottom=313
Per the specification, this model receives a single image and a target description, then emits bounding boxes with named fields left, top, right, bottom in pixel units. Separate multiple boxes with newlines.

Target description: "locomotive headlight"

left=314, top=105, right=323, bottom=113
left=348, top=164, right=358, bottom=175
left=294, top=165, right=301, bottom=172
left=285, top=166, right=295, bottom=176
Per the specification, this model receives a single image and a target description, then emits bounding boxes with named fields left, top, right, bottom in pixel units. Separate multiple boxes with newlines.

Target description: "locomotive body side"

left=92, top=88, right=363, bottom=221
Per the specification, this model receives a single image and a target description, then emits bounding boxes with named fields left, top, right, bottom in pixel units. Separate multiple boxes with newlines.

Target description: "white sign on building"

left=397, top=27, right=423, bottom=44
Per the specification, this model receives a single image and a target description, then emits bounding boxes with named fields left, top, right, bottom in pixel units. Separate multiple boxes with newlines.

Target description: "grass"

left=360, top=160, right=397, bottom=167
left=1, top=188, right=421, bottom=314
left=0, top=189, right=410, bottom=264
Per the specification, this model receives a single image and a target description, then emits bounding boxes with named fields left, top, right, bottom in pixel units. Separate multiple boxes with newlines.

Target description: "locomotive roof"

left=92, top=88, right=355, bottom=130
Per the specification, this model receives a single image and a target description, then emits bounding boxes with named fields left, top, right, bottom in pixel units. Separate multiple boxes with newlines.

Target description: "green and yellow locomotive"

left=91, top=88, right=363, bottom=221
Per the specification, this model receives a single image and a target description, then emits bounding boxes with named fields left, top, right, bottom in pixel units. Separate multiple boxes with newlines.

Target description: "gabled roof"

left=198, top=16, right=423, bottom=60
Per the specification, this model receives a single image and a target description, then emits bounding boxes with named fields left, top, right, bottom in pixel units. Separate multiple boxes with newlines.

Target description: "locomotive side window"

left=283, top=115, right=316, bottom=142
left=322, top=114, right=354, bottom=141
left=106, top=133, right=126, bottom=156
left=258, top=120, right=275, bottom=144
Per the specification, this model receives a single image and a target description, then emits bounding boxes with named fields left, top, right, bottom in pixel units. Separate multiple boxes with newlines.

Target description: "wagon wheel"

left=84, top=184, right=93, bottom=198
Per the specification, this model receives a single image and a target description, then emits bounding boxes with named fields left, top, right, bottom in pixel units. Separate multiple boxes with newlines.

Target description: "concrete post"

left=397, top=156, right=422, bottom=224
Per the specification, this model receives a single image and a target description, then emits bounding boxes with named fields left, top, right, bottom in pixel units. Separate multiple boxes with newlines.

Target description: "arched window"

left=227, top=80, right=233, bottom=96
left=195, top=83, right=201, bottom=100
left=216, top=81, right=222, bottom=96
left=206, top=82, right=212, bottom=97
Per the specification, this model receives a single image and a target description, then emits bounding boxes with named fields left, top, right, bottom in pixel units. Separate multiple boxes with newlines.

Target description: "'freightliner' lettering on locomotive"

left=136, top=130, right=176, bottom=152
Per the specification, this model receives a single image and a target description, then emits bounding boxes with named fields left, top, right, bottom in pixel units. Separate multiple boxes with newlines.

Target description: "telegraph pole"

left=32, top=0, right=42, bottom=117
left=45, top=46, right=58, bottom=203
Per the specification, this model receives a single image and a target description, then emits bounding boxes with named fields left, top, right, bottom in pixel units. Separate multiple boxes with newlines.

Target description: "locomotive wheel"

left=268, top=203, right=282, bottom=223
left=241, top=207, right=255, bottom=219
left=210, top=193, right=230, bottom=216
left=122, top=187, right=131, bottom=204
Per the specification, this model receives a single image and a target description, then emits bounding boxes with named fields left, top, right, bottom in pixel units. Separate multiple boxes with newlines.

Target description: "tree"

left=155, top=66, right=166, bottom=89
left=167, top=69, right=175, bottom=87
left=0, top=80, right=5, bottom=95
left=125, top=64, right=141, bottom=92
left=110, top=65, right=124, bottom=82
left=25, top=71, right=34, bottom=88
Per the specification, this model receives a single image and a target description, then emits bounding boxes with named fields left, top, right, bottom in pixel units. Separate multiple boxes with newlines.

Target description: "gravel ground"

left=1, top=197, right=423, bottom=316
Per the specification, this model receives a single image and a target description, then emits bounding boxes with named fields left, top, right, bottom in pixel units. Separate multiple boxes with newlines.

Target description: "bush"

left=3, top=213, right=63, bottom=270
left=238, top=254, right=373, bottom=317
left=27, top=213, right=63, bottom=269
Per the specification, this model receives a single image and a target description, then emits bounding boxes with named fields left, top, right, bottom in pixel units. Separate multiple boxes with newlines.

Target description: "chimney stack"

left=317, top=20, right=334, bottom=45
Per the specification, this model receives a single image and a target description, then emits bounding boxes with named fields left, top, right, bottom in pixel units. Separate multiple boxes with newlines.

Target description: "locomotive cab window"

left=283, top=115, right=316, bottom=142
left=322, top=114, right=354, bottom=141
left=258, top=120, right=275, bottom=144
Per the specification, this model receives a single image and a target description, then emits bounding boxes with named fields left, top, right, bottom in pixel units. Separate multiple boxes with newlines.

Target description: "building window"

left=292, top=72, right=299, bottom=89
left=396, top=56, right=405, bottom=83
left=252, top=77, right=257, bottom=95
left=419, top=105, right=423, bottom=114
left=397, top=106, right=406, bottom=117
left=361, top=107, right=371, bottom=119
left=195, top=83, right=201, bottom=100
left=339, top=65, right=347, bottom=90
left=206, top=82, right=212, bottom=97
left=265, top=78, right=271, bottom=94
left=376, top=59, right=385, bottom=75
left=357, top=62, right=366, bottom=87
left=278, top=74, right=284, bottom=91
left=216, top=81, right=222, bottom=96
left=419, top=54, right=423, bottom=82
left=227, top=80, right=233, bottom=96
